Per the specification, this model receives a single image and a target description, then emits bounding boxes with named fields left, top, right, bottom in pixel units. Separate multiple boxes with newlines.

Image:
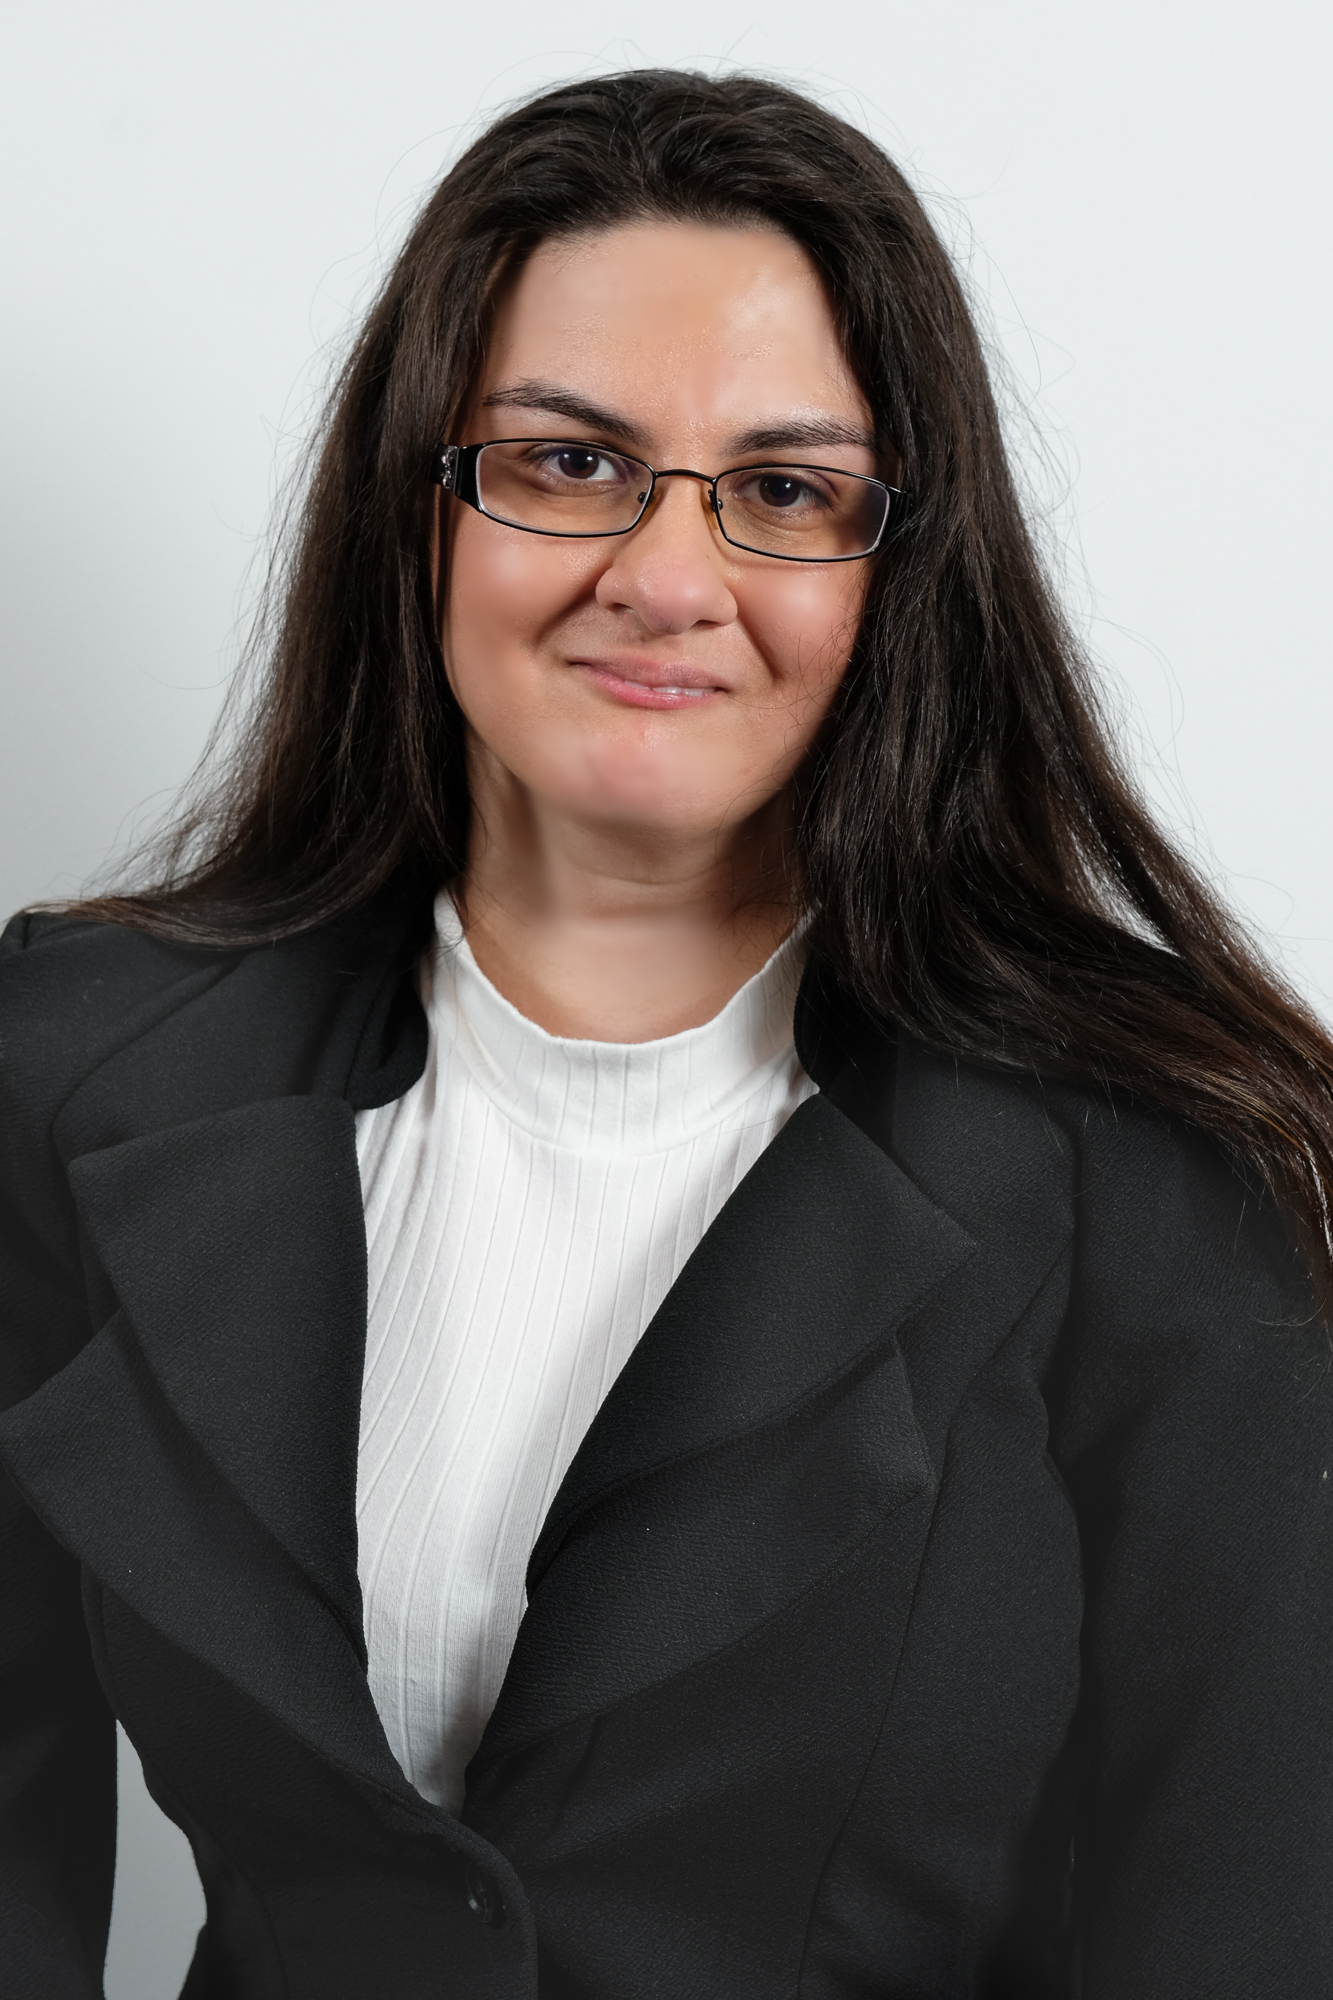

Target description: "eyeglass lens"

left=474, top=440, right=888, bottom=559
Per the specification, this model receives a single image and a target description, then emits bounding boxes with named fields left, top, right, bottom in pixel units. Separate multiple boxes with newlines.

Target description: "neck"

left=458, top=750, right=797, bottom=1042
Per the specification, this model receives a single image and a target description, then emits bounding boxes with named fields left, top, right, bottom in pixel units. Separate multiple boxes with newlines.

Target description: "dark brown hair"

left=77, top=68, right=1333, bottom=1299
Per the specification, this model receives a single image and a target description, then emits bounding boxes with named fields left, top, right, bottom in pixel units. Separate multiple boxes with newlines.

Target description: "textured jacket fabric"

left=0, top=879, right=1330, bottom=2000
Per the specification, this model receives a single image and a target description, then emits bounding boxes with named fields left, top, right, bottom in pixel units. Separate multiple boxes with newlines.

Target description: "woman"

left=1, top=67, right=1331, bottom=2000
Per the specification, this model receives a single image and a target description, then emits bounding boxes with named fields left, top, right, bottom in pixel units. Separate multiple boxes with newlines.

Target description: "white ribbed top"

left=354, top=892, right=815, bottom=1813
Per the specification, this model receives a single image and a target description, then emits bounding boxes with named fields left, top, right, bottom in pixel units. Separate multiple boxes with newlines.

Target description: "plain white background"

left=2, top=2, right=1330, bottom=1993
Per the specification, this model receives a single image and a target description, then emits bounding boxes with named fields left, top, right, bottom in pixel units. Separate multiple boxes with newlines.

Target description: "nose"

left=593, top=474, right=739, bottom=635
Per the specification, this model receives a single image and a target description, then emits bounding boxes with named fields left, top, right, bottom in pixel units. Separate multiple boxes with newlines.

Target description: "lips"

left=569, top=655, right=727, bottom=711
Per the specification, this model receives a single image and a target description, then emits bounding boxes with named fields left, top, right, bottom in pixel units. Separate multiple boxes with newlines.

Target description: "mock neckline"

left=423, top=891, right=809, bottom=1156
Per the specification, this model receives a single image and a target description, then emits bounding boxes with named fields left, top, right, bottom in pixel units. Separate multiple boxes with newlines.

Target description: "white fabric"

left=354, top=892, right=816, bottom=1813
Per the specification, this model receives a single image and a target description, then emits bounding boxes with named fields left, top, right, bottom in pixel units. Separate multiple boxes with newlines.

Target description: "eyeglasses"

left=432, top=438, right=904, bottom=563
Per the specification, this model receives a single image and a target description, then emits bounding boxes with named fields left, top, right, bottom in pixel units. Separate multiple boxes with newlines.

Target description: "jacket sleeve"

left=0, top=916, right=117, bottom=1997
left=1052, top=1106, right=1333, bottom=1998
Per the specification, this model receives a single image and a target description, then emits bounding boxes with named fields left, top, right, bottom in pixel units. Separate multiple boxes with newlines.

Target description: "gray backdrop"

left=3, top=3, right=1330, bottom=1994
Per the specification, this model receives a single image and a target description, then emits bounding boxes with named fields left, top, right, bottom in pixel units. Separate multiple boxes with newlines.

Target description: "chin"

left=543, top=740, right=733, bottom=832
left=561, top=786, right=724, bottom=838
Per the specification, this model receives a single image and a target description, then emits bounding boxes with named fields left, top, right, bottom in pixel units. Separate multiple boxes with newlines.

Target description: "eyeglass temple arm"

left=432, top=445, right=481, bottom=510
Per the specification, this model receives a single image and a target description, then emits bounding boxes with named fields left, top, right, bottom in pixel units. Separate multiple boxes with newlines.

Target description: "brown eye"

left=554, top=448, right=606, bottom=481
left=531, top=445, right=624, bottom=485
left=755, top=473, right=807, bottom=509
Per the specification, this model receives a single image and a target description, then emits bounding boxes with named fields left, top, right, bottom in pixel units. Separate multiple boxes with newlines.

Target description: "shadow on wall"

left=105, top=1727, right=205, bottom=1999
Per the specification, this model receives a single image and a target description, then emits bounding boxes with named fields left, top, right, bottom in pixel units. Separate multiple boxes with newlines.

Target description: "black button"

left=464, top=1862, right=507, bottom=1929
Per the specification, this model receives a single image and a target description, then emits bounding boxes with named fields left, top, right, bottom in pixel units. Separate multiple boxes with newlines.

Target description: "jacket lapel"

left=794, top=957, right=1076, bottom=1456
left=529, top=1092, right=973, bottom=1578
left=0, top=883, right=437, bottom=1809
left=0, top=1298, right=417, bottom=1810
left=474, top=1091, right=976, bottom=1765
left=63, top=1096, right=369, bottom=1640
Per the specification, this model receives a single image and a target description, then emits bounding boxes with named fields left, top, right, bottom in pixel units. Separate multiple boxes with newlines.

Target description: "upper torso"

left=1, top=888, right=1329, bottom=2000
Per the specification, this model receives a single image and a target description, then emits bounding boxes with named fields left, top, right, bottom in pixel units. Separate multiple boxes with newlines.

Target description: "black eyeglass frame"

left=431, top=440, right=907, bottom=563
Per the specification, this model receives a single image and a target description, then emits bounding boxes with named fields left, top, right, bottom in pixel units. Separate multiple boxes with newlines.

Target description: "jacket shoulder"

left=0, top=912, right=236, bottom=1263
left=1, top=906, right=226, bottom=991
left=1050, top=1070, right=1305, bottom=1331
left=993, top=1064, right=1326, bottom=1479
left=1, top=878, right=434, bottom=1172
left=0, top=914, right=239, bottom=1398
left=0, top=910, right=235, bottom=1128
left=893, top=1034, right=1310, bottom=1339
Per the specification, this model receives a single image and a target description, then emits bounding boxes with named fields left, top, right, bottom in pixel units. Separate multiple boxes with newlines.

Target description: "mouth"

left=569, top=656, right=727, bottom=711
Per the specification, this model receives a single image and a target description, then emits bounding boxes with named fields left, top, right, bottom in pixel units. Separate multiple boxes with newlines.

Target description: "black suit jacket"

left=1, top=880, right=1330, bottom=2000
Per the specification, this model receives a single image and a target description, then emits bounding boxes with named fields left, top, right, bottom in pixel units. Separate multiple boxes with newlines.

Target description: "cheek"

left=442, top=513, right=595, bottom=694
left=740, top=567, right=868, bottom=709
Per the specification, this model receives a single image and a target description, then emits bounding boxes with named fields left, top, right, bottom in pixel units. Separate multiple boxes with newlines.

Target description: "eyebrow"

left=480, top=382, right=652, bottom=449
left=479, top=380, right=877, bottom=460
left=727, top=417, right=878, bottom=456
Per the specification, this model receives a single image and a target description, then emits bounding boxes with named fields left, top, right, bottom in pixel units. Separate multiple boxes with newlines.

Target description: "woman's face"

left=439, top=220, right=879, bottom=847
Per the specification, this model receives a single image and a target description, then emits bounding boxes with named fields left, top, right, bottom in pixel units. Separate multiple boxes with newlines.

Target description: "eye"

left=729, top=468, right=833, bottom=515
left=755, top=472, right=810, bottom=510
left=541, top=446, right=621, bottom=484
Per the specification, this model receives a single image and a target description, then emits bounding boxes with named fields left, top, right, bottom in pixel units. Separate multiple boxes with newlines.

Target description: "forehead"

left=478, top=220, right=867, bottom=437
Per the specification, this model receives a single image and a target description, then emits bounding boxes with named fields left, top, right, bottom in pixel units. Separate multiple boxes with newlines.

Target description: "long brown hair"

left=74, top=69, right=1333, bottom=1300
